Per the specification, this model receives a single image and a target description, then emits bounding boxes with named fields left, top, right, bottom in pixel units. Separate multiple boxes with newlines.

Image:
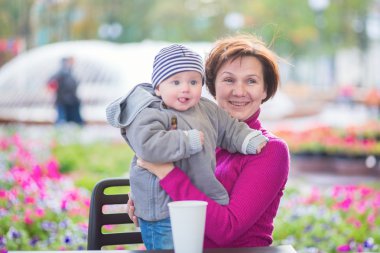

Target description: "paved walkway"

left=289, top=168, right=380, bottom=187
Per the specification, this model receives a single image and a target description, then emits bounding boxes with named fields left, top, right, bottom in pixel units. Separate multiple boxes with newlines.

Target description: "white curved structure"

left=0, top=40, right=212, bottom=123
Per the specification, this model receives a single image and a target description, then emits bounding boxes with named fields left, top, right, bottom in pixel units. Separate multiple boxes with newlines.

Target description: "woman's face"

left=214, top=56, right=267, bottom=121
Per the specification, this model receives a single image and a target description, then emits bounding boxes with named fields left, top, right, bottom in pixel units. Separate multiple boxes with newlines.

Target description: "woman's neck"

left=244, top=108, right=260, bottom=123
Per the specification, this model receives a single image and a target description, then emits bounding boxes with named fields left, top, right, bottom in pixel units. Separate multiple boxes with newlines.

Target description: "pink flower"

left=367, top=214, right=375, bottom=225
left=61, top=200, right=68, bottom=211
left=24, top=215, right=33, bottom=225
left=35, top=208, right=45, bottom=218
left=335, top=197, right=353, bottom=211
left=84, top=198, right=91, bottom=207
left=25, top=196, right=35, bottom=204
left=103, top=224, right=114, bottom=232
left=31, top=165, right=43, bottom=180
left=337, top=244, right=351, bottom=252
left=303, top=187, right=321, bottom=204
left=24, top=209, right=33, bottom=224
left=0, top=138, right=9, bottom=150
left=46, top=159, right=61, bottom=179
left=359, top=186, right=373, bottom=197
left=355, top=201, right=367, bottom=214
left=0, top=190, right=6, bottom=199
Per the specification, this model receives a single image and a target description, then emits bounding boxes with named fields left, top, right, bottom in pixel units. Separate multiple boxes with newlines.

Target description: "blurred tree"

left=0, top=0, right=33, bottom=66
left=0, top=0, right=34, bottom=43
left=0, top=0, right=376, bottom=58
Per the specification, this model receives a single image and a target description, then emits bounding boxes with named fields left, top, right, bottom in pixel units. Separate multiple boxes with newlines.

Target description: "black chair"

left=87, top=178, right=143, bottom=250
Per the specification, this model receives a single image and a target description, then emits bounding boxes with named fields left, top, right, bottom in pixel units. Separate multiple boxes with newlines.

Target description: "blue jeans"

left=55, top=104, right=66, bottom=124
left=138, top=217, right=173, bottom=250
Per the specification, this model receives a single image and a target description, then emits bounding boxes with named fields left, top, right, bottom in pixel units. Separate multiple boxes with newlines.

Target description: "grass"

left=52, top=141, right=134, bottom=191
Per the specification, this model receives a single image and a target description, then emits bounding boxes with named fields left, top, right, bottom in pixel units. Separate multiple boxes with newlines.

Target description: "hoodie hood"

left=106, top=83, right=161, bottom=128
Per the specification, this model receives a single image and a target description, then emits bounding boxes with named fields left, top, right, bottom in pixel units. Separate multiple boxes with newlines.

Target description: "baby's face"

left=155, top=71, right=203, bottom=111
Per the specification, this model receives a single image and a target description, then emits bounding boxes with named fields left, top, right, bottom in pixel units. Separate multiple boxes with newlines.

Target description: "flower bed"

left=0, top=134, right=90, bottom=251
left=1, top=126, right=380, bottom=252
left=275, top=121, right=380, bottom=175
left=273, top=185, right=380, bottom=253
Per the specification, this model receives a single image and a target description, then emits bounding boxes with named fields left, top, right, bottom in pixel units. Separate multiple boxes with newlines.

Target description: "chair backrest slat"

left=102, top=232, right=143, bottom=246
left=87, top=178, right=143, bottom=250
left=100, top=213, right=132, bottom=225
left=102, top=194, right=129, bottom=205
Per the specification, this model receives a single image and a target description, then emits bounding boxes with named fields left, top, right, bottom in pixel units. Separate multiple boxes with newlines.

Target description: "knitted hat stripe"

left=151, top=44, right=204, bottom=89
left=153, top=66, right=203, bottom=86
left=154, top=50, right=189, bottom=63
left=154, top=51, right=201, bottom=66
left=152, top=58, right=203, bottom=81
left=152, top=55, right=203, bottom=81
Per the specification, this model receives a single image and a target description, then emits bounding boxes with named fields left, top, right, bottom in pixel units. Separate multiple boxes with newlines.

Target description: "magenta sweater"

left=159, top=109, right=290, bottom=248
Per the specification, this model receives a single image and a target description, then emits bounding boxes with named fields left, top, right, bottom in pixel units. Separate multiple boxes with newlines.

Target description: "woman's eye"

left=248, top=79, right=257, bottom=85
left=224, top=78, right=233, bottom=84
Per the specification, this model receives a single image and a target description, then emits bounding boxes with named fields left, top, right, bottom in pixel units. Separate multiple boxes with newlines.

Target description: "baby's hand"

left=256, top=140, right=267, bottom=154
left=246, top=132, right=268, bottom=155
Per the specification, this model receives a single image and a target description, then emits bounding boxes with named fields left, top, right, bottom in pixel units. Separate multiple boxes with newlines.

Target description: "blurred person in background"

left=47, top=56, right=84, bottom=125
left=129, top=34, right=290, bottom=249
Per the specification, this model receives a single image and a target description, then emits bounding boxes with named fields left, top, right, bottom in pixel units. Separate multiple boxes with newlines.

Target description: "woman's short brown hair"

left=205, top=34, right=280, bottom=103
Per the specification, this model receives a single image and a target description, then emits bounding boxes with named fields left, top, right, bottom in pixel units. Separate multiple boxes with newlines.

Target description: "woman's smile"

left=229, top=100, right=251, bottom=107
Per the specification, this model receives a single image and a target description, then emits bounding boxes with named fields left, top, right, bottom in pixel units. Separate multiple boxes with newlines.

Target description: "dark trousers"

left=56, top=104, right=84, bottom=125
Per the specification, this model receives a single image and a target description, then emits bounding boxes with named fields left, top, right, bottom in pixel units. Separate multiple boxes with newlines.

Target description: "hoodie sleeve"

left=125, top=107, right=202, bottom=163
left=203, top=99, right=265, bottom=154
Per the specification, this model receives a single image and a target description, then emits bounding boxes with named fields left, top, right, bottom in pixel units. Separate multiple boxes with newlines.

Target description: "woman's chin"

left=227, top=111, right=246, bottom=121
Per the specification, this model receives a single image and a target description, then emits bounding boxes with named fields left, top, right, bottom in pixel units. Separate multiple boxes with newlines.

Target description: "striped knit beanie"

left=151, top=44, right=204, bottom=89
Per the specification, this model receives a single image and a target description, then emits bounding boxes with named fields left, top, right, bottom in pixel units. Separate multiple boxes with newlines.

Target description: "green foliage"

left=0, top=0, right=377, bottom=56
left=52, top=141, right=134, bottom=191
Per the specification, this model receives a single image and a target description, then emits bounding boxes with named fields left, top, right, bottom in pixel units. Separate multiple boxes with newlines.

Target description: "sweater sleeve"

left=159, top=138, right=290, bottom=246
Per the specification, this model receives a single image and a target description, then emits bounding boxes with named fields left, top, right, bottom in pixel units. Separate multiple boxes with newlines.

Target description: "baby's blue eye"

left=190, top=80, right=198, bottom=85
left=173, top=80, right=180, bottom=85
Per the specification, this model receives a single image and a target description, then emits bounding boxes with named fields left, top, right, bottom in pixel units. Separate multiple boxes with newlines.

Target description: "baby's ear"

left=154, top=88, right=161, bottom=96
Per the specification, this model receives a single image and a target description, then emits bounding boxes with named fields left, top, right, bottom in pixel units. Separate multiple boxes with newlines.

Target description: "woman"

left=131, top=34, right=290, bottom=248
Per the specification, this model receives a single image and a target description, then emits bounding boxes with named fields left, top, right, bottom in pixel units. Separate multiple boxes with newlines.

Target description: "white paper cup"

left=168, top=200, right=208, bottom=253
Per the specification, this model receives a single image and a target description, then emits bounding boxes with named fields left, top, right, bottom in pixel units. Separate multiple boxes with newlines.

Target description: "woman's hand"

left=127, top=160, right=175, bottom=227
left=127, top=193, right=139, bottom=227
left=137, top=158, right=175, bottom=179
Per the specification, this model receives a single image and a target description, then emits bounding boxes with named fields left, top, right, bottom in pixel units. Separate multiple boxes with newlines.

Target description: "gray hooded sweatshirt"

left=106, top=83, right=268, bottom=221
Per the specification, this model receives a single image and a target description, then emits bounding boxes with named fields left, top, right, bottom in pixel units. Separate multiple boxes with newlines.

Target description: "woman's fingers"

left=127, top=193, right=139, bottom=227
